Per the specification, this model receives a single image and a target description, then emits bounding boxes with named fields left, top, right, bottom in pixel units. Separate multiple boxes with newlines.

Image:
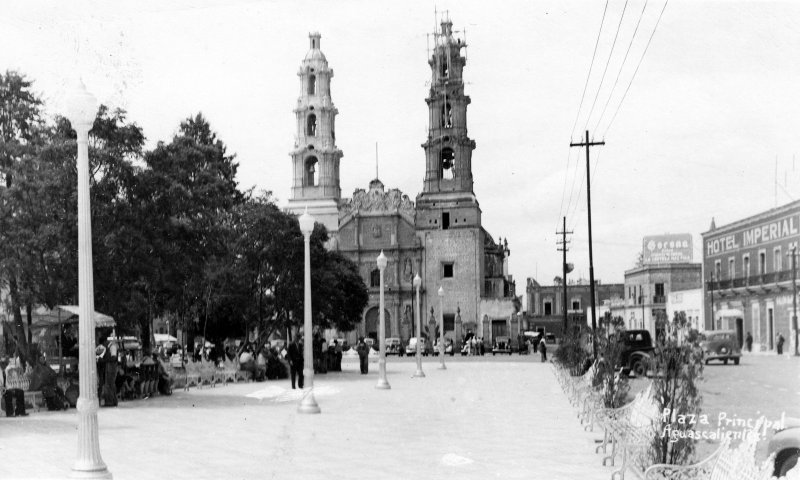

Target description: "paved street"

left=2, top=356, right=609, bottom=480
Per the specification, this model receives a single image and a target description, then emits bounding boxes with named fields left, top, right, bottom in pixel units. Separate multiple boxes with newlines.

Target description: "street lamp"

left=437, top=286, right=446, bottom=370
left=297, top=209, right=320, bottom=414
left=66, top=80, right=112, bottom=479
left=412, top=274, right=425, bottom=378
left=376, top=251, right=391, bottom=389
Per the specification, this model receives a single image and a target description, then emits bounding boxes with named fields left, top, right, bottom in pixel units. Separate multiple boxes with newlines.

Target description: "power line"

left=569, top=0, right=610, bottom=138
left=602, top=0, right=670, bottom=139
left=583, top=0, right=631, bottom=133
left=593, top=0, right=650, bottom=134
left=558, top=0, right=610, bottom=229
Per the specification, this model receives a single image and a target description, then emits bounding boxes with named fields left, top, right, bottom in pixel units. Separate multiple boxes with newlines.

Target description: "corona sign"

left=643, top=234, right=693, bottom=264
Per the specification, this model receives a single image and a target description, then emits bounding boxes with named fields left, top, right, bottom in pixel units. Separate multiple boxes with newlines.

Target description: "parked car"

left=386, top=337, right=402, bottom=355
left=433, top=338, right=454, bottom=356
left=619, top=330, right=655, bottom=377
left=699, top=330, right=741, bottom=365
left=769, top=416, right=800, bottom=477
left=406, top=337, right=429, bottom=356
left=492, top=336, right=512, bottom=355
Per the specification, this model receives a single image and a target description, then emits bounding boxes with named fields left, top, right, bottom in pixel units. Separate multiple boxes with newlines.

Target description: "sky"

left=2, top=0, right=799, bottom=298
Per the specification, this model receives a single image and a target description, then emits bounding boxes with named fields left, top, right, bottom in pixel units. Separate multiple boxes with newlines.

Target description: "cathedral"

left=286, top=21, right=518, bottom=349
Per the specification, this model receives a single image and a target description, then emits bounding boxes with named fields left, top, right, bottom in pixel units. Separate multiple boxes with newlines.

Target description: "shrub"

left=553, top=329, right=591, bottom=376
left=648, top=311, right=704, bottom=465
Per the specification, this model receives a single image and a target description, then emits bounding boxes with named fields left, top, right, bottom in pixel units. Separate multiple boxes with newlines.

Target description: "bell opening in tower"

left=305, top=157, right=318, bottom=187
left=308, top=74, right=316, bottom=95
left=440, top=103, right=452, bottom=128
left=306, top=114, right=317, bottom=136
left=440, top=148, right=455, bottom=180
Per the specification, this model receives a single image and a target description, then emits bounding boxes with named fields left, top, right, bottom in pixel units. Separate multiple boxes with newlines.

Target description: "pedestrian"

left=745, top=332, right=753, bottom=352
left=333, top=339, right=343, bottom=372
left=539, top=337, right=547, bottom=362
left=356, top=337, right=369, bottom=374
left=776, top=332, right=785, bottom=355
left=287, top=337, right=304, bottom=389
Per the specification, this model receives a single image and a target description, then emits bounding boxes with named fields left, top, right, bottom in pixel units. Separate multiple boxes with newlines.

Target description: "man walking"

left=777, top=332, right=785, bottom=355
left=356, top=337, right=369, bottom=374
left=745, top=332, right=753, bottom=353
left=287, top=337, right=304, bottom=389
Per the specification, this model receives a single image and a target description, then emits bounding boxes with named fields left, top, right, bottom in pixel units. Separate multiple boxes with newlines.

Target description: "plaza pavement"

left=1, top=356, right=612, bottom=480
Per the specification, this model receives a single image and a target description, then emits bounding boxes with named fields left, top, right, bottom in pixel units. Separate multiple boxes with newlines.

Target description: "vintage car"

left=619, top=329, right=655, bottom=377
left=492, top=336, right=512, bottom=355
left=432, top=338, right=454, bottom=356
left=386, top=337, right=402, bottom=355
left=700, top=330, right=741, bottom=365
left=405, top=337, right=429, bottom=356
left=769, top=416, right=800, bottom=477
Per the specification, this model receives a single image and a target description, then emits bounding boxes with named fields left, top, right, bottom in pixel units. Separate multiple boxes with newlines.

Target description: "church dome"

left=304, top=32, right=327, bottom=63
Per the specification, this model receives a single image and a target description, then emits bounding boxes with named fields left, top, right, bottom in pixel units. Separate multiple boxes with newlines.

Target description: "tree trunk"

left=9, top=275, right=30, bottom=368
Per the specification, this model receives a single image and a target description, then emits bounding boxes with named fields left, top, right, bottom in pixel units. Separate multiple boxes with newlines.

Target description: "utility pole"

left=556, top=216, right=573, bottom=336
left=570, top=130, right=604, bottom=358
left=791, top=246, right=798, bottom=356
left=709, top=273, right=715, bottom=331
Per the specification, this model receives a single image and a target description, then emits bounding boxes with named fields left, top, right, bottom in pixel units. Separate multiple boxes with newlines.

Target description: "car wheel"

left=723, top=359, right=728, bottom=365
left=632, top=360, right=647, bottom=378
left=775, top=449, right=800, bottom=478
left=704, top=359, right=709, bottom=365
left=492, top=353, right=496, bottom=356
left=733, top=357, right=739, bottom=365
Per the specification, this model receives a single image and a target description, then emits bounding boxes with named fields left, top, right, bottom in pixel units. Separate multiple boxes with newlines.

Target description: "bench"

left=5, top=368, right=43, bottom=412
left=644, top=418, right=778, bottom=480
left=594, top=383, right=659, bottom=479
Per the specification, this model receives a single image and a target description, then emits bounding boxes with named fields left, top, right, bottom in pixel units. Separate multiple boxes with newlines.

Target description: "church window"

left=304, top=157, right=318, bottom=186
left=442, top=212, right=450, bottom=230
left=440, top=148, right=455, bottom=180
left=442, top=263, right=454, bottom=278
left=306, top=114, right=317, bottom=136
left=308, top=75, right=316, bottom=95
left=370, top=268, right=381, bottom=288
left=440, top=103, right=452, bottom=128
left=440, top=58, right=449, bottom=78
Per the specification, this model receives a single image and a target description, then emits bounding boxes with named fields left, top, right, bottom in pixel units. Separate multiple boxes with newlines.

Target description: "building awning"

left=30, top=305, right=116, bottom=329
left=716, top=308, right=743, bottom=318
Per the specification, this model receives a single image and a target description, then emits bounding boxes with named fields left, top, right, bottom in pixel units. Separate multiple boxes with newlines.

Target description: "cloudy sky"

left=2, top=0, right=799, bottom=298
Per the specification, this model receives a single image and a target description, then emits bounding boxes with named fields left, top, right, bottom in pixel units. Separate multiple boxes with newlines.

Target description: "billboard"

left=643, top=234, right=693, bottom=264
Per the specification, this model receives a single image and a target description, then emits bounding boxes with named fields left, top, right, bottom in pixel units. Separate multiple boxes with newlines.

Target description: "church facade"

left=286, top=21, right=518, bottom=349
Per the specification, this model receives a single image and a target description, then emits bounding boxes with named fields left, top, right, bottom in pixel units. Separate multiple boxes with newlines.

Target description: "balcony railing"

left=709, top=270, right=794, bottom=290
left=652, top=295, right=666, bottom=304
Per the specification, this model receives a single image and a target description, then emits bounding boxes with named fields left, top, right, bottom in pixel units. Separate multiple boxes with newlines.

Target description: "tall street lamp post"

left=66, top=80, right=112, bottom=480
left=298, top=209, right=320, bottom=414
left=376, top=251, right=391, bottom=389
left=437, top=286, right=446, bottom=370
left=412, top=274, right=425, bottom=378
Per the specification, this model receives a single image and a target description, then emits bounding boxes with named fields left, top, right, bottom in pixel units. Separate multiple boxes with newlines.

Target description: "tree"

left=0, top=71, right=47, bottom=364
left=136, top=113, right=243, bottom=350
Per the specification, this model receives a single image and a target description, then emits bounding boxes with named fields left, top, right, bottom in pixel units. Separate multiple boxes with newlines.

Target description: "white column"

left=298, top=210, right=320, bottom=414
left=413, top=274, right=425, bottom=378
left=67, top=81, right=112, bottom=480
left=376, top=251, right=390, bottom=389
left=438, top=286, right=446, bottom=369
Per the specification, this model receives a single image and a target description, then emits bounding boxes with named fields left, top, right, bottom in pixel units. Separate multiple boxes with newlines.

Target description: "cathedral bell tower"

left=416, top=19, right=481, bottom=230
left=286, top=32, right=343, bottom=233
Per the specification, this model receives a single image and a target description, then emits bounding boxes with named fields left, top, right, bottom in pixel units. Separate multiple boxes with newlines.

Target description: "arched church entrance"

left=364, top=307, right=391, bottom=343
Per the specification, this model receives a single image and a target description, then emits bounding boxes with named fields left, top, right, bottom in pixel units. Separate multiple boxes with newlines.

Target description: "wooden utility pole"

left=556, top=216, right=573, bottom=336
left=570, top=130, right=604, bottom=358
